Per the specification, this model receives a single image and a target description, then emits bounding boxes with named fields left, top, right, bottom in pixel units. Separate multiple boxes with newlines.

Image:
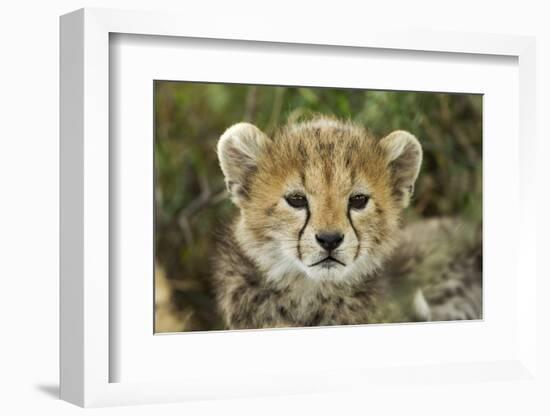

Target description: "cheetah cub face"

left=217, top=118, right=422, bottom=282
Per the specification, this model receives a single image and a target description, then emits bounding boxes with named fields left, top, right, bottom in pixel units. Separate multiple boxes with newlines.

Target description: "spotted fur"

left=213, top=117, right=478, bottom=329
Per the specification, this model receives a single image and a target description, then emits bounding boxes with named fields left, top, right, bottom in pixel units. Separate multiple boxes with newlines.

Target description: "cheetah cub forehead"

left=217, top=117, right=422, bottom=283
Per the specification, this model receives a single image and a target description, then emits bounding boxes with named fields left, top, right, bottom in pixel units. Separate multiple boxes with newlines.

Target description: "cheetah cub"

left=213, top=117, right=434, bottom=329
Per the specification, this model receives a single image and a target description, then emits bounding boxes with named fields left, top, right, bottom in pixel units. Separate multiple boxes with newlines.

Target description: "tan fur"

left=213, top=117, right=429, bottom=329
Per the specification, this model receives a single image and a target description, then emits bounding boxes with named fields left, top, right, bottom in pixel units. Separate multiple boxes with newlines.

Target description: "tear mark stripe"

left=297, top=207, right=310, bottom=260
left=347, top=209, right=360, bottom=260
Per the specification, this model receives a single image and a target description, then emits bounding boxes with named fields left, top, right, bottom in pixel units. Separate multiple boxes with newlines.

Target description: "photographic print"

left=154, top=82, right=482, bottom=333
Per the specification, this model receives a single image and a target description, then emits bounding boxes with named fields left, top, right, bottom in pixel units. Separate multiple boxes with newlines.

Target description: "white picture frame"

left=60, top=7, right=538, bottom=408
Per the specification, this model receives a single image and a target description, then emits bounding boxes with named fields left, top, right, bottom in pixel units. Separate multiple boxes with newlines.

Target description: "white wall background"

left=1, top=1, right=548, bottom=414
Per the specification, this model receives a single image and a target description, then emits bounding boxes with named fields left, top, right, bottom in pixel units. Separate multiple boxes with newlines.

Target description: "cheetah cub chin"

left=213, top=117, right=422, bottom=329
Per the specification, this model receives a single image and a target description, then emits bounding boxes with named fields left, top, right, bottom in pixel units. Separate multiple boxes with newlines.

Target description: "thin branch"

left=243, top=85, right=259, bottom=122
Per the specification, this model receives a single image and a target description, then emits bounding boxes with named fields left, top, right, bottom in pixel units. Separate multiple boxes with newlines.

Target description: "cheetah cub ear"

left=217, top=122, right=270, bottom=205
left=379, top=130, right=423, bottom=208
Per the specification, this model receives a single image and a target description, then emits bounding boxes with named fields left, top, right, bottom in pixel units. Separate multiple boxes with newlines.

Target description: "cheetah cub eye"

left=349, top=194, right=370, bottom=210
left=285, top=193, right=308, bottom=209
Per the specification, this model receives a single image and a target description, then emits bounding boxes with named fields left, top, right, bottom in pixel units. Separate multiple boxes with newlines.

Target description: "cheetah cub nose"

left=315, top=232, right=344, bottom=251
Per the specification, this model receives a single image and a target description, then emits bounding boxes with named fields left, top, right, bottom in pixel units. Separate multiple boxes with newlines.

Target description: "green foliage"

left=154, top=81, right=482, bottom=332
